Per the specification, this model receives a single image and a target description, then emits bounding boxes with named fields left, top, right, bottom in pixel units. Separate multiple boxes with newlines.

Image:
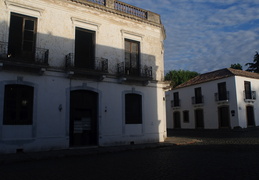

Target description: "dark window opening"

left=8, top=13, right=37, bottom=61
left=3, top=84, right=34, bottom=125
left=173, top=92, right=180, bottom=107
left=218, top=82, right=227, bottom=101
left=244, top=81, right=252, bottom=99
left=125, top=94, right=142, bottom=124
left=125, top=39, right=140, bottom=76
left=194, top=87, right=203, bottom=104
left=74, top=28, right=95, bottom=69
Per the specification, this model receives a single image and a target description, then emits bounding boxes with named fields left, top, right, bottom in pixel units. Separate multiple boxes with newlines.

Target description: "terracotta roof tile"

left=174, top=68, right=259, bottom=89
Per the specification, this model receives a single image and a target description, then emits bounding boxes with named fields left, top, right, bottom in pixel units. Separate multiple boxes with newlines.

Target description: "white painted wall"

left=0, top=0, right=167, bottom=153
left=166, top=75, right=259, bottom=129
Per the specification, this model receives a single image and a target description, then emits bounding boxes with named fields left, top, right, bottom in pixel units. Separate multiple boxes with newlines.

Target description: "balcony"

left=215, top=91, right=229, bottom=102
left=66, top=53, right=108, bottom=80
left=117, top=62, right=152, bottom=84
left=192, top=96, right=204, bottom=105
left=0, top=41, right=49, bottom=74
left=171, top=100, right=180, bottom=108
left=244, top=91, right=256, bottom=102
left=70, top=0, right=161, bottom=24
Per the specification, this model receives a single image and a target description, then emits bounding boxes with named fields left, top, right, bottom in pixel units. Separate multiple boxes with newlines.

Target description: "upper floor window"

left=171, top=92, right=180, bottom=107
left=217, top=82, right=228, bottom=101
left=125, top=39, right=140, bottom=76
left=74, top=27, right=95, bottom=69
left=125, top=93, right=142, bottom=124
left=193, top=87, right=203, bottom=104
left=3, top=84, right=34, bottom=125
left=8, top=13, right=37, bottom=61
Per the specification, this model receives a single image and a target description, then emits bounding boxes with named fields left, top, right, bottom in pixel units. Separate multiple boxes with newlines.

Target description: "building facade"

left=166, top=68, right=259, bottom=129
left=0, top=0, right=167, bottom=153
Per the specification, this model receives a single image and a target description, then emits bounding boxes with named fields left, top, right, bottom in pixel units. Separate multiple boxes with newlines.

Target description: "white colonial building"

left=0, top=0, right=167, bottom=153
left=166, top=68, right=259, bottom=129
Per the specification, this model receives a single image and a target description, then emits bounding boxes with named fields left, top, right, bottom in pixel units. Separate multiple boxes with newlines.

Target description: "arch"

left=69, top=89, right=99, bottom=147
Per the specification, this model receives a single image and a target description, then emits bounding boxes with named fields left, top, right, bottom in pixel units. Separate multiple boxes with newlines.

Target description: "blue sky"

left=120, top=0, right=259, bottom=73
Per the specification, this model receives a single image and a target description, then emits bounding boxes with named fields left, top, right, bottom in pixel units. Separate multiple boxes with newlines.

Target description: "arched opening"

left=70, top=90, right=98, bottom=147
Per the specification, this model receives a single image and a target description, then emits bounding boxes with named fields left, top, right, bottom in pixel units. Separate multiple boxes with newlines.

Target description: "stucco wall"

left=0, top=0, right=167, bottom=153
left=166, top=76, right=240, bottom=129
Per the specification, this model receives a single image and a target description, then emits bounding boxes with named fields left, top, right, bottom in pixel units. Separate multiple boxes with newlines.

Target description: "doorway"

left=70, top=90, right=98, bottom=147
left=246, top=106, right=255, bottom=127
left=74, top=28, right=95, bottom=69
left=195, top=109, right=204, bottom=129
left=173, top=111, right=181, bottom=129
left=218, top=106, right=230, bottom=128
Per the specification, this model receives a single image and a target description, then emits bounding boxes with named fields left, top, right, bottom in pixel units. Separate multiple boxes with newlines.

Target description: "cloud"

left=121, top=0, right=259, bottom=73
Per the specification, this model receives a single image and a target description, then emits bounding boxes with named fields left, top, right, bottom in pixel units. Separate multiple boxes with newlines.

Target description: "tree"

left=230, top=63, right=242, bottom=70
left=165, top=70, right=199, bottom=88
left=246, top=51, right=259, bottom=73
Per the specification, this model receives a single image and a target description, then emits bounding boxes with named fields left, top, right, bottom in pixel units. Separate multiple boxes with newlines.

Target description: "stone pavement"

left=1, top=127, right=259, bottom=165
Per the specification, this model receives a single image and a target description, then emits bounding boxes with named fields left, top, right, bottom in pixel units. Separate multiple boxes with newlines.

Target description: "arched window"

left=3, top=84, right=34, bottom=125
left=125, top=93, right=142, bottom=124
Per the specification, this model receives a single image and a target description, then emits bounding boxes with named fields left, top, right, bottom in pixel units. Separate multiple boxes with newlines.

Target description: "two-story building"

left=0, top=0, right=167, bottom=153
left=166, top=68, right=259, bottom=129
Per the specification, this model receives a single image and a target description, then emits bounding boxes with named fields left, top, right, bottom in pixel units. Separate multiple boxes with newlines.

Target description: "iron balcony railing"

left=244, top=91, right=256, bottom=101
left=192, top=96, right=204, bottom=104
left=72, top=0, right=149, bottom=20
left=0, top=41, right=49, bottom=64
left=117, top=62, right=152, bottom=79
left=114, top=1, right=147, bottom=19
left=171, top=100, right=180, bottom=107
left=85, top=0, right=105, bottom=5
left=66, top=53, right=108, bottom=72
left=215, top=91, right=229, bottom=101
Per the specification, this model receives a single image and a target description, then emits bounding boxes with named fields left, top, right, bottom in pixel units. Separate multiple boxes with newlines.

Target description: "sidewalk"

left=0, top=137, right=200, bottom=165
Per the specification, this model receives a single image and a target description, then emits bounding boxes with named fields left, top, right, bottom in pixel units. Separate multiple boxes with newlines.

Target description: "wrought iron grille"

left=66, top=53, right=108, bottom=72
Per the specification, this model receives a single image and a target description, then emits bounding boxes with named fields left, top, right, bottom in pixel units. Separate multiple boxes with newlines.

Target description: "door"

left=195, top=109, right=204, bottom=129
left=173, top=111, right=181, bottom=129
left=125, top=39, right=140, bottom=76
left=218, top=106, right=230, bottom=128
left=246, top=106, right=255, bottom=127
left=70, top=90, right=98, bottom=147
left=74, top=28, right=95, bottom=69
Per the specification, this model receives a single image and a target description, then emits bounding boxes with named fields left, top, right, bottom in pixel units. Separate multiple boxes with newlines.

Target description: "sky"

left=120, top=0, right=259, bottom=74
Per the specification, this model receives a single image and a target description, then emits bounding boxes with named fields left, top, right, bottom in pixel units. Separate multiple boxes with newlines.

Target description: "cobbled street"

left=1, top=128, right=259, bottom=180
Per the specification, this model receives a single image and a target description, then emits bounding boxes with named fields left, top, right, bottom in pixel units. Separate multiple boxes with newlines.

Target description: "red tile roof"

left=174, top=68, right=259, bottom=89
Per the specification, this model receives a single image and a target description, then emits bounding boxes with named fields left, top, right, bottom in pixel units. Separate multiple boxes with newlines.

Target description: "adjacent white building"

left=0, top=0, right=167, bottom=153
left=166, top=68, right=259, bottom=129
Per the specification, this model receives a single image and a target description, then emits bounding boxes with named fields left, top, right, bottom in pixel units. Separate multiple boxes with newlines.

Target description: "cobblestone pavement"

left=1, top=128, right=259, bottom=180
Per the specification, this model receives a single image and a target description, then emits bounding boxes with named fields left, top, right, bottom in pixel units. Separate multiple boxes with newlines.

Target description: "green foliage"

left=230, top=63, right=242, bottom=70
left=165, top=70, right=199, bottom=88
left=246, top=51, right=259, bottom=73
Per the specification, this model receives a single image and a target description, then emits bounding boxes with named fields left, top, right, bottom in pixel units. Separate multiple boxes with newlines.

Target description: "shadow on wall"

left=0, top=20, right=160, bottom=80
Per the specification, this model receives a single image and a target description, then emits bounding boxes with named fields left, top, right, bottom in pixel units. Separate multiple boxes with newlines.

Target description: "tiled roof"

left=174, top=68, right=259, bottom=89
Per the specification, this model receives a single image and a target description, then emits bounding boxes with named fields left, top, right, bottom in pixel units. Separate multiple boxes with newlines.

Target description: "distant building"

left=0, top=0, right=167, bottom=153
left=166, top=68, right=259, bottom=129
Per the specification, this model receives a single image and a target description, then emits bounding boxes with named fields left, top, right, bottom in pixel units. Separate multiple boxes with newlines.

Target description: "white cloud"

left=121, top=0, right=259, bottom=73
